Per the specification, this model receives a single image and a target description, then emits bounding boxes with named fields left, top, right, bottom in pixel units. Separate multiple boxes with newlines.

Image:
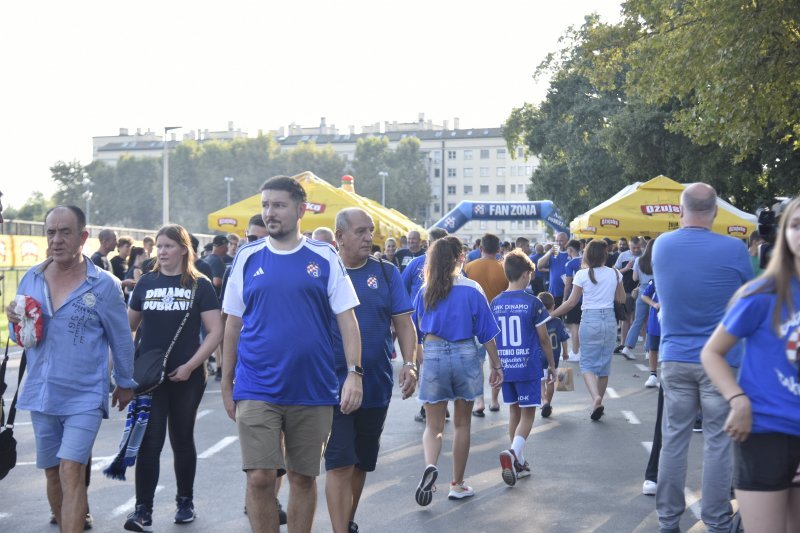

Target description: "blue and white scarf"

left=103, top=394, right=151, bottom=481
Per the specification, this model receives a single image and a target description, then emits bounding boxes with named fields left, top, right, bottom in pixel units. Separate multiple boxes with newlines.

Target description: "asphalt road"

left=0, top=345, right=721, bottom=532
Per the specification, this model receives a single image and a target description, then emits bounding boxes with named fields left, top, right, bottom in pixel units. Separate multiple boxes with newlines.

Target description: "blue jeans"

left=625, top=294, right=649, bottom=350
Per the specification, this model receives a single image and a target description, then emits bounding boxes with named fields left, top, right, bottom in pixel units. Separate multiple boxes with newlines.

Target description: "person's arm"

left=551, top=285, right=582, bottom=317
left=483, top=338, right=503, bottom=388
left=564, top=275, right=574, bottom=299
left=392, top=312, right=418, bottom=399
left=561, top=340, right=569, bottom=360
left=336, top=308, right=362, bottom=414
left=701, top=325, right=750, bottom=441
left=641, top=294, right=659, bottom=309
left=101, top=282, right=136, bottom=410
left=169, top=309, right=223, bottom=382
left=221, top=314, right=242, bottom=421
left=537, top=250, right=552, bottom=271
left=536, top=323, right=555, bottom=382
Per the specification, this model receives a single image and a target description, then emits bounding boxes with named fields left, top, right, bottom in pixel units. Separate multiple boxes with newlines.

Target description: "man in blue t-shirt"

left=562, top=239, right=583, bottom=359
left=529, top=243, right=546, bottom=294
left=401, top=228, right=449, bottom=302
left=222, top=176, right=361, bottom=532
left=651, top=183, right=752, bottom=533
left=537, top=232, right=569, bottom=306
left=324, top=207, right=418, bottom=533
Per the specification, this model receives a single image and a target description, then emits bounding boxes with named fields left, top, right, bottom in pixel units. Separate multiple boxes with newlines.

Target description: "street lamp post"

left=162, top=126, right=181, bottom=225
left=378, top=171, right=388, bottom=206
left=224, top=176, right=235, bottom=206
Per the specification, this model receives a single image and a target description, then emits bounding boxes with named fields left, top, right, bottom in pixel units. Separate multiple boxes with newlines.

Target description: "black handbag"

left=0, top=340, right=26, bottom=481
left=613, top=269, right=628, bottom=322
left=133, top=282, right=196, bottom=395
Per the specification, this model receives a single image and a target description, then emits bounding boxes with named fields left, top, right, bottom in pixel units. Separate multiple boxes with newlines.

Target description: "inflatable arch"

left=430, top=201, right=569, bottom=235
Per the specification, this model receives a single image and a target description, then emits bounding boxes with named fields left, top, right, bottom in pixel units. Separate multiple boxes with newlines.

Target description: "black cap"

left=213, top=235, right=229, bottom=247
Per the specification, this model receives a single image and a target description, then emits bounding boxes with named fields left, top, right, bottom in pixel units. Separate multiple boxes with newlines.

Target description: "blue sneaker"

left=174, top=496, right=195, bottom=524
left=124, top=505, right=152, bottom=532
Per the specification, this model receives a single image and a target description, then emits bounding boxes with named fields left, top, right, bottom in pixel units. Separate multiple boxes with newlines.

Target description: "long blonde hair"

left=152, top=224, right=202, bottom=288
left=736, top=196, right=800, bottom=334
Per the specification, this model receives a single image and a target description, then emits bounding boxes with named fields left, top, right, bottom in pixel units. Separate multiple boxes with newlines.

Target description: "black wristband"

left=727, top=392, right=746, bottom=403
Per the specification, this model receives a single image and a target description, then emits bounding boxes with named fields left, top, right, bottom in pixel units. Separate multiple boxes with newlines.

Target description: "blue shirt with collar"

left=11, top=256, right=136, bottom=418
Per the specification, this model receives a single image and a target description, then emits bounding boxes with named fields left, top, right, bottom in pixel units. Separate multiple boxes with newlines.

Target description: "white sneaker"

left=448, top=481, right=475, bottom=500
left=644, top=374, right=659, bottom=388
left=621, top=346, right=636, bottom=360
left=642, top=480, right=657, bottom=495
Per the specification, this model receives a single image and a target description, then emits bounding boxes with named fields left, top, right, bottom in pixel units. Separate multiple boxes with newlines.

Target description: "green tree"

left=5, top=191, right=53, bottom=222
left=584, top=0, right=800, bottom=159
left=279, top=141, right=346, bottom=186
left=51, top=160, right=90, bottom=207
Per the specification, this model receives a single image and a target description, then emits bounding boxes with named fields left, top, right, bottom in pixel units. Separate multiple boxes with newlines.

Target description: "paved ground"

left=0, top=344, right=724, bottom=532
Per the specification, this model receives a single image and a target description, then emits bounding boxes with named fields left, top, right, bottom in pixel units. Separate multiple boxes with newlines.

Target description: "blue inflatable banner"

left=430, top=201, right=568, bottom=235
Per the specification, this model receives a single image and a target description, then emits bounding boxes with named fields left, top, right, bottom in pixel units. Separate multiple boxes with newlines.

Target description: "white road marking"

left=622, top=410, right=641, bottom=424
left=17, top=461, right=36, bottom=466
left=112, top=485, right=164, bottom=517
left=91, top=454, right=119, bottom=472
left=684, top=487, right=702, bottom=520
left=0, top=512, right=10, bottom=519
left=606, top=387, right=620, bottom=399
left=197, top=436, right=238, bottom=459
left=641, top=441, right=653, bottom=453
left=196, top=409, right=212, bottom=420
left=636, top=364, right=650, bottom=372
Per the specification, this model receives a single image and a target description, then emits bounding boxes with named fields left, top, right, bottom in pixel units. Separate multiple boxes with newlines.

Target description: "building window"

left=464, top=149, right=473, bottom=160
left=447, top=168, right=457, bottom=178
left=510, top=166, right=516, bottom=177
left=433, top=168, right=441, bottom=178
left=479, top=220, right=487, bottom=230
left=433, top=204, right=440, bottom=213
left=480, top=167, right=489, bottom=177
left=496, top=167, right=506, bottom=177
left=432, top=150, right=441, bottom=162
left=480, top=149, right=490, bottom=159
left=525, top=165, right=532, bottom=174
left=447, top=202, right=455, bottom=211
left=511, top=220, right=519, bottom=230
left=463, top=167, right=473, bottom=177
left=464, top=185, right=473, bottom=195
left=447, top=150, right=456, bottom=160
left=497, top=184, right=506, bottom=194
left=517, top=147, right=524, bottom=158
left=510, top=184, right=517, bottom=194
left=447, top=185, right=456, bottom=195
left=480, top=184, right=489, bottom=194
left=497, top=148, right=506, bottom=159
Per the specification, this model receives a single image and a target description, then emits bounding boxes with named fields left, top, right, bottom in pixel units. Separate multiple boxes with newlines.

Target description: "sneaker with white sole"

left=448, top=481, right=475, bottom=500
left=621, top=346, right=636, bottom=360
left=515, top=460, right=531, bottom=479
left=645, top=374, right=659, bottom=388
left=642, top=480, right=657, bottom=495
left=499, top=450, right=517, bottom=486
left=124, top=505, right=153, bottom=532
left=415, top=465, right=438, bottom=506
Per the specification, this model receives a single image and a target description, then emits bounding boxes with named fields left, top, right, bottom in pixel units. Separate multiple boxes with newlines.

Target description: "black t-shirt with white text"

left=129, top=272, right=220, bottom=372
left=394, top=248, right=424, bottom=272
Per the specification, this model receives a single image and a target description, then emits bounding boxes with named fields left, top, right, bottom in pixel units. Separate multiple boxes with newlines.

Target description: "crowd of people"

left=5, top=179, right=800, bottom=533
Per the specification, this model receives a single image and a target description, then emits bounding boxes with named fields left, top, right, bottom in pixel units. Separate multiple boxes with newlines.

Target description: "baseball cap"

left=212, top=235, right=229, bottom=247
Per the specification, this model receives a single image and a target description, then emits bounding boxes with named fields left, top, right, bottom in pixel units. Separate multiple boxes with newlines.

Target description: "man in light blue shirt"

left=7, top=205, right=135, bottom=532
left=652, top=184, right=751, bottom=533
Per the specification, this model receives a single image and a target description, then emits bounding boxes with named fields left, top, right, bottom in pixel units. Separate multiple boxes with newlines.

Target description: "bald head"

left=407, top=230, right=421, bottom=252
left=312, top=227, right=336, bottom=245
left=681, top=183, right=717, bottom=228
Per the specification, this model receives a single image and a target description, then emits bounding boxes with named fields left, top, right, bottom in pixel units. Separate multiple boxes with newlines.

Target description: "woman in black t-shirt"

left=124, top=225, right=222, bottom=530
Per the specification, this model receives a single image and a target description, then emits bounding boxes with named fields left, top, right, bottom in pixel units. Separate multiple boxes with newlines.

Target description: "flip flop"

left=472, top=409, right=485, bottom=418
left=489, top=405, right=500, bottom=412
left=590, top=405, right=605, bottom=421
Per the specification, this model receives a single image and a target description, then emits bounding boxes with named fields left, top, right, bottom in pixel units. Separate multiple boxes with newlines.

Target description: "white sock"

left=511, top=436, right=526, bottom=464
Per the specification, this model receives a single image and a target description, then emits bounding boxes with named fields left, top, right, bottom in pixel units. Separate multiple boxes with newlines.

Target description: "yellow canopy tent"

left=207, top=171, right=427, bottom=243
left=569, top=175, right=757, bottom=240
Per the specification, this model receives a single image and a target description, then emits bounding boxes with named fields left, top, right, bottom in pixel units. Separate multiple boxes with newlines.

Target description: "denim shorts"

left=419, top=339, right=482, bottom=403
left=578, top=308, right=617, bottom=377
left=30, top=409, right=103, bottom=468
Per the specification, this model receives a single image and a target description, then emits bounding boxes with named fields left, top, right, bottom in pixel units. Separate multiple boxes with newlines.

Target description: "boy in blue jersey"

left=537, top=292, right=570, bottom=418
left=491, top=250, right=555, bottom=486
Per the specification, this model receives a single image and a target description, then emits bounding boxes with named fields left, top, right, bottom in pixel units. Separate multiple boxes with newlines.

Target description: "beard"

left=267, top=220, right=297, bottom=241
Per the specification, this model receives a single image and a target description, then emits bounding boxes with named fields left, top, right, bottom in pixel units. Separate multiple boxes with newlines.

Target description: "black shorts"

left=554, top=295, right=564, bottom=308
left=734, top=432, right=800, bottom=491
left=564, top=305, right=582, bottom=325
left=324, top=406, right=389, bottom=472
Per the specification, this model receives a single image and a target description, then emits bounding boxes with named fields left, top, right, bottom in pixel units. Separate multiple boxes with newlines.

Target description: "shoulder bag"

left=0, top=340, right=26, bottom=481
left=133, top=281, right=197, bottom=394
left=613, top=269, right=628, bottom=322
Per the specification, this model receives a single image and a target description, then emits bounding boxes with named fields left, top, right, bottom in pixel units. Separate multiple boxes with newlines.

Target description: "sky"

left=0, top=0, right=623, bottom=209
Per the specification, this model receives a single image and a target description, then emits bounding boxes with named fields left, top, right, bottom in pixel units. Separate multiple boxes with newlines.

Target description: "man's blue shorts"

left=501, top=380, right=542, bottom=408
left=30, top=409, right=103, bottom=468
left=324, top=406, right=389, bottom=472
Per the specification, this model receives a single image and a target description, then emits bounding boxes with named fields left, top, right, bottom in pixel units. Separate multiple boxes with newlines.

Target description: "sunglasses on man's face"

left=246, top=235, right=260, bottom=242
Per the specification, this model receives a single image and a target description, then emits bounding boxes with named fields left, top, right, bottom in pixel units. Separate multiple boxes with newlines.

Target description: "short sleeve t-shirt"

left=91, top=251, right=110, bottom=272
left=529, top=253, right=546, bottom=280
left=223, top=237, right=359, bottom=405
left=564, top=256, right=583, bottom=301
left=129, top=273, right=219, bottom=372
left=642, top=281, right=661, bottom=336
left=721, top=279, right=800, bottom=436
left=490, top=290, right=550, bottom=382
left=412, top=276, right=500, bottom=345
left=464, top=257, right=509, bottom=304
left=546, top=317, right=570, bottom=362
left=394, top=248, right=424, bottom=272
left=547, top=252, right=569, bottom=297
left=331, top=258, right=412, bottom=408
left=204, top=254, right=227, bottom=281
left=401, top=253, right=427, bottom=300
left=573, top=267, right=617, bottom=310
left=110, top=255, right=127, bottom=281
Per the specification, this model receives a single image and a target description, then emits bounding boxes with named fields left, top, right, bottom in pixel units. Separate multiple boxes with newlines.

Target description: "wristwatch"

left=348, top=365, right=364, bottom=376
left=402, top=361, right=416, bottom=368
